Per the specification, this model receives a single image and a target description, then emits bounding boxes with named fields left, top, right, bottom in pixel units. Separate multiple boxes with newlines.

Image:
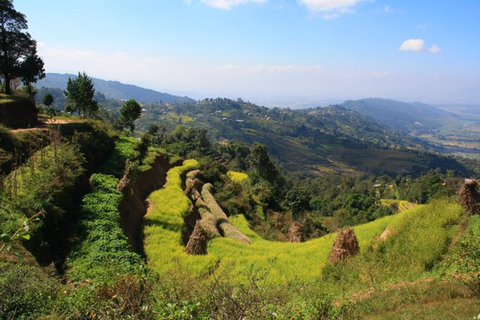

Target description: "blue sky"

left=15, top=0, right=480, bottom=105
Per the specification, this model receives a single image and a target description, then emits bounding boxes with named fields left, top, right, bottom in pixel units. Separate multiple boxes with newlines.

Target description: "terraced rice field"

left=143, top=161, right=412, bottom=283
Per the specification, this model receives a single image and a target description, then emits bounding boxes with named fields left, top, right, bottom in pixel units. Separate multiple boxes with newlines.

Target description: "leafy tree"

left=41, top=92, right=53, bottom=107
left=165, top=125, right=211, bottom=158
left=0, top=0, right=45, bottom=94
left=42, top=92, right=55, bottom=118
left=16, top=83, right=37, bottom=101
left=120, top=99, right=142, bottom=134
left=64, top=72, right=98, bottom=118
left=283, top=186, right=311, bottom=219
left=246, top=142, right=280, bottom=185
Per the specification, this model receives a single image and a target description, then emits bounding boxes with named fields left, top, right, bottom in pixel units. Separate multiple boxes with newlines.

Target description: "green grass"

left=143, top=167, right=473, bottom=319
left=99, top=136, right=139, bottom=177
left=381, top=199, right=416, bottom=212
left=145, top=170, right=465, bottom=294
left=144, top=164, right=424, bottom=284
left=320, top=198, right=464, bottom=297
left=143, top=159, right=220, bottom=276
left=356, top=278, right=478, bottom=319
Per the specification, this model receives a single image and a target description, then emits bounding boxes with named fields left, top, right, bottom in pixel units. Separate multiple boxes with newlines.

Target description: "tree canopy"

left=64, top=72, right=98, bottom=118
left=120, top=99, right=142, bottom=134
left=0, top=0, right=44, bottom=94
left=42, top=92, right=54, bottom=107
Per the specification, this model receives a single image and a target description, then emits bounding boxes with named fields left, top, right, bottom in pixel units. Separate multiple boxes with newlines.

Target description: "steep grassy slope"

left=142, top=166, right=479, bottom=318
left=144, top=164, right=465, bottom=287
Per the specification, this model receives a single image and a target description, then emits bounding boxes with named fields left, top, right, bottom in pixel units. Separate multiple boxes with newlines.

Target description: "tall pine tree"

left=0, top=0, right=44, bottom=94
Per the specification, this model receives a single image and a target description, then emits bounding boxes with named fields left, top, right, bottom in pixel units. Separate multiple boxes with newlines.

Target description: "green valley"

left=133, top=98, right=470, bottom=177
left=0, top=1, right=480, bottom=317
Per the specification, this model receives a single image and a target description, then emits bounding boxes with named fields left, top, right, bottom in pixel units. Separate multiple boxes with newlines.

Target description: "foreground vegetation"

left=0, top=1, right=478, bottom=317
left=0, top=115, right=478, bottom=318
left=1, top=88, right=479, bottom=319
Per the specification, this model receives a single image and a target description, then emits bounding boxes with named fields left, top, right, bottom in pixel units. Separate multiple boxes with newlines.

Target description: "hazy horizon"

left=16, top=0, right=480, bottom=105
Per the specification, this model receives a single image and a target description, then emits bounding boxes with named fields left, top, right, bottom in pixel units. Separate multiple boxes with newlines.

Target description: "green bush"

left=0, top=262, right=59, bottom=319
left=0, top=141, right=86, bottom=264
left=445, top=215, right=480, bottom=297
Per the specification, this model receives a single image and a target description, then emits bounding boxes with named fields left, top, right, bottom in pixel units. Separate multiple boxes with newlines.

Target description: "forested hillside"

left=341, top=98, right=480, bottom=157
left=341, top=98, right=458, bottom=134
left=134, top=98, right=469, bottom=177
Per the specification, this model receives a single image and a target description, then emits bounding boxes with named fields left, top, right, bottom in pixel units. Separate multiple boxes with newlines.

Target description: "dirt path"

left=10, top=118, right=85, bottom=134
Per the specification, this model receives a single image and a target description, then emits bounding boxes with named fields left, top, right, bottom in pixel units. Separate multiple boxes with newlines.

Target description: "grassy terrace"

left=143, top=159, right=219, bottom=275
left=143, top=162, right=464, bottom=289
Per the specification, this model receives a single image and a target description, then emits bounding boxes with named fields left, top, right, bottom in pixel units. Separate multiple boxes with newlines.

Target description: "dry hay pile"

left=328, top=228, right=359, bottom=263
left=183, top=175, right=251, bottom=256
left=185, top=220, right=209, bottom=255
left=201, top=183, right=251, bottom=244
left=379, top=226, right=392, bottom=241
left=184, top=170, right=201, bottom=197
left=195, top=197, right=222, bottom=238
left=458, top=179, right=480, bottom=215
left=289, top=222, right=305, bottom=243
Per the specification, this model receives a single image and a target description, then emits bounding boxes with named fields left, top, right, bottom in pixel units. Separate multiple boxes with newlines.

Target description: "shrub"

left=227, top=170, right=248, bottom=183
left=0, top=262, right=59, bottom=319
left=445, top=215, right=480, bottom=297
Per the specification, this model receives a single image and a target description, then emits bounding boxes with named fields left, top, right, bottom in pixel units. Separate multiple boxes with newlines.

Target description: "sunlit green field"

left=143, top=161, right=422, bottom=284
left=140, top=160, right=478, bottom=319
left=227, top=170, right=249, bottom=182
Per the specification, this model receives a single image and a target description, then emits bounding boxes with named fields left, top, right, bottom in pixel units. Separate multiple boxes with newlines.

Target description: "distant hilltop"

left=35, top=73, right=196, bottom=104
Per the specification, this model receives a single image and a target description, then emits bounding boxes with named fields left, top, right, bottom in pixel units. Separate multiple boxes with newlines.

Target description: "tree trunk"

left=4, top=76, right=11, bottom=94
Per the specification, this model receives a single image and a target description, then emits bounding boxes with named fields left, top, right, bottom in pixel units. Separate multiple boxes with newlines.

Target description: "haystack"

left=195, top=197, right=221, bottom=238
left=379, top=226, right=391, bottom=241
left=458, top=179, right=480, bottom=215
left=184, top=170, right=200, bottom=198
left=185, top=220, right=209, bottom=255
left=328, top=228, right=359, bottom=263
left=289, top=222, right=305, bottom=243
left=202, top=183, right=251, bottom=244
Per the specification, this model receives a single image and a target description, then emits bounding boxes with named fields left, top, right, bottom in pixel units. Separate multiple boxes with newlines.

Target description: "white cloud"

left=237, top=64, right=323, bottom=74
left=371, top=70, right=388, bottom=78
left=200, top=0, right=266, bottom=10
left=399, top=39, right=442, bottom=54
left=298, top=0, right=365, bottom=17
left=268, top=64, right=323, bottom=73
left=221, top=64, right=242, bottom=71
left=428, top=44, right=442, bottom=54
left=399, top=39, right=425, bottom=52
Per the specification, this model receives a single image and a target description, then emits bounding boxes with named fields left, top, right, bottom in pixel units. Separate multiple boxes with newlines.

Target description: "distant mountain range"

left=35, top=73, right=196, bottom=104
left=341, top=98, right=459, bottom=134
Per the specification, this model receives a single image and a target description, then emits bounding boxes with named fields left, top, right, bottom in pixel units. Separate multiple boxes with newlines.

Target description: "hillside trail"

left=10, top=117, right=85, bottom=133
